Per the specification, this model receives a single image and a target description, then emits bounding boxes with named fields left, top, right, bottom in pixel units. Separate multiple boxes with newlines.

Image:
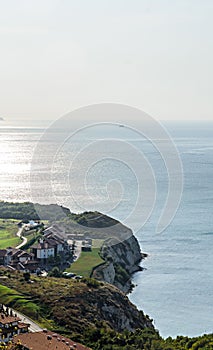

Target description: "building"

left=0, top=249, right=39, bottom=273
left=0, top=306, right=29, bottom=344
left=20, top=220, right=43, bottom=231
left=31, top=239, right=55, bottom=260
left=7, top=248, right=39, bottom=272
left=9, top=329, right=91, bottom=350
left=81, top=239, right=92, bottom=252
left=43, top=224, right=66, bottom=239
left=0, top=250, right=9, bottom=265
left=8, top=249, right=34, bottom=264
left=31, top=232, right=69, bottom=261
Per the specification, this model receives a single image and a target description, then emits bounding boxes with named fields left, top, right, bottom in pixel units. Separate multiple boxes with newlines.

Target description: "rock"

left=92, top=234, right=143, bottom=293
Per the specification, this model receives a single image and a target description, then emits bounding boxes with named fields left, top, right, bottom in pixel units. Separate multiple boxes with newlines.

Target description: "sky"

left=0, top=0, right=213, bottom=125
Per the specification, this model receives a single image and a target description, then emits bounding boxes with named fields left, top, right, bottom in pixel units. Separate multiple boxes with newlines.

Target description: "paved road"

left=8, top=307, right=43, bottom=333
left=15, top=226, right=27, bottom=249
left=67, top=240, right=82, bottom=261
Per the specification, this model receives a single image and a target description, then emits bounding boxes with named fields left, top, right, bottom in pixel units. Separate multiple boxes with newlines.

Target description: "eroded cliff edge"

left=91, top=235, right=143, bottom=294
left=60, top=210, right=144, bottom=294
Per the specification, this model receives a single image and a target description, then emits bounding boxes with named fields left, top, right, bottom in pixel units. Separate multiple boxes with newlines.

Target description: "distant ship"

left=119, top=124, right=124, bottom=128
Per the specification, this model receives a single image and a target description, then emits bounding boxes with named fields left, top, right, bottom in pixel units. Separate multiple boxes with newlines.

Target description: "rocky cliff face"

left=92, top=235, right=143, bottom=293
left=0, top=270, right=154, bottom=336
left=54, top=209, right=144, bottom=294
left=89, top=283, right=153, bottom=332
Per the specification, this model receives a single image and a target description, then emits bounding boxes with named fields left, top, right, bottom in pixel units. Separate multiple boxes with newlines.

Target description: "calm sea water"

left=0, top=122, right=212, bottom=338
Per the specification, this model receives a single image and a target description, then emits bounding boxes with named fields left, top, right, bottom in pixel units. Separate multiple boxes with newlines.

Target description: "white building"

left=31, top=234, right=68, bottom=261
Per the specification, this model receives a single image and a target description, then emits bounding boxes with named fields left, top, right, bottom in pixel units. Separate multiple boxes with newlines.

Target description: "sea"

left=0, top=120, right=212, bottom=338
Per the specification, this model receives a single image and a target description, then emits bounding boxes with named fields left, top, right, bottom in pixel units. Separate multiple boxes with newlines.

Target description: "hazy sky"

left=0, top=0, right=212, bottom=124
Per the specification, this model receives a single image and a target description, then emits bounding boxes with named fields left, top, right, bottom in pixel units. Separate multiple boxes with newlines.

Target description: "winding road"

left=15, top=226, right=27, bottom=249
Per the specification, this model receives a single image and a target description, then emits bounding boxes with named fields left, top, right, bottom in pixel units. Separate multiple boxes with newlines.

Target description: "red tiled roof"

left=17, top=322, right=30, bottom=329
left=11, top=330, right=91, bottom=350
left=0, top=314, right=21, bottom=325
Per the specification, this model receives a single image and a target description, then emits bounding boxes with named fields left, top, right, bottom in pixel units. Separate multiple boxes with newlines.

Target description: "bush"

left=83, top=277, right=100, bottom=288
left=48, top=267, right=61, bottom=278
left=23, top=272, right=30, bottom=282
left=114, top=264, right=129, bottom=284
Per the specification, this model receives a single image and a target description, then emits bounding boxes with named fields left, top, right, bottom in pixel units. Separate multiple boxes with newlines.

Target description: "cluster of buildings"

left=0, top=305, right=29, bottom=344
left=18, top=220, right=42, bottom=231
left=0, top=222, right=93, bottom=274
left=0, top=225, right=71, bottom=273
left=0, top=222, right=94, bottom=349
left=67, top=233, right=92, bottom=252
left=0, top=248, right=39, bottom=272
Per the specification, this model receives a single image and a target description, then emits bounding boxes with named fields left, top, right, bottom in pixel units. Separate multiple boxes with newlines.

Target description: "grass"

left=0, top=284, right=39, bottom=318
left=0, top=276, right=70, bottom=331
left=92, top=239, right=104, bottom=248
left=67, top=248, right=104, bottom=277
left=0, top=219, right=21, bottom=248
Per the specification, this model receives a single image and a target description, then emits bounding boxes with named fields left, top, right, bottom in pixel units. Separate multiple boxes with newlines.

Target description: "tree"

left=48, top=266, right=61, bottom=278
left=23, top=272, right=30, bottom=282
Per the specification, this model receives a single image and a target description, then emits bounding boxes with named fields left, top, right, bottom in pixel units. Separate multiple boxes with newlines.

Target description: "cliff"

left=92, top=235, right=143, bottom=293
left=61, top=211, right=144, bottom=293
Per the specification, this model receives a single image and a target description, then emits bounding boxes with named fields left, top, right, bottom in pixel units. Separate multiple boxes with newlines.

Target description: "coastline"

left=91, top=234, right=146, bottom=294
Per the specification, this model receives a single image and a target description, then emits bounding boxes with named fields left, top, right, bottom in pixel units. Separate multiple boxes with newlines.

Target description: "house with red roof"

left=8, top=329, right=91, bottom=350
left=0, top=306, right=29, bottom=344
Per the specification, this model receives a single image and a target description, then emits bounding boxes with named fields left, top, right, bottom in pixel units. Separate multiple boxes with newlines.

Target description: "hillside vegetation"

left=0, top=201, right=118, bottom=228
left=0, top=201, right=132, bottom=241
left=0, top=269, right=153, bottom=346
left=0, top=270, right=212, bottom=349
left=0, top=201, right=69, bottom=221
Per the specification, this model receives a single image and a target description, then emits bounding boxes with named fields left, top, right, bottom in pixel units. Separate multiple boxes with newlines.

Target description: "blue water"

left=129, top=132, right=213, bottom=337
left=0, top=122, right=212, bottom=337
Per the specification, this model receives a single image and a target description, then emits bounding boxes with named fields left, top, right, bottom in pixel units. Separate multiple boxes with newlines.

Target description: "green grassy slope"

left=0, top=219, right=21, bottom=248
left=66, top=248, right=104, bottom=277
